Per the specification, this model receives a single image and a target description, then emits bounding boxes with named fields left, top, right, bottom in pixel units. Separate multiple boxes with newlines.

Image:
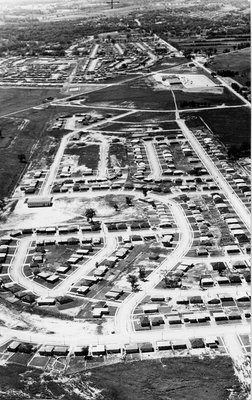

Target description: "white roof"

left=27, top=197, right=52, bottom=203
left=143, top=304, right=158, bottom=311
left=92, top=345, right=105, bottom=352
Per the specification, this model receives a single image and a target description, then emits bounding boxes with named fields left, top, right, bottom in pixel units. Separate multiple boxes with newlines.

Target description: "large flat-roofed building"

left=27, top=197, right=53, bottom=208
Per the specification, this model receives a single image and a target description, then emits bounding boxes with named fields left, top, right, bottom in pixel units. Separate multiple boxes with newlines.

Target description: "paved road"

left=8, top=236, right=117, bottom=298
left=144, top=140, right=163, bottom=180
left=193, top=59, right=251, bottom=108
left=0, top=36, right=250, bottom=375
left=41, top=110, right=135, bottom=196
left=177, top=119, right=250, bottom=230
left=55, top=100, right=247, bottom=114
left=0, top=319, right=249, bottom=348
left=97, top=135, right=109, bottom=179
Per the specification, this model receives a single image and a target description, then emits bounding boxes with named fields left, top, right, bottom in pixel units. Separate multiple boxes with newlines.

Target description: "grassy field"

left=117, top=111, right=176, bottom=123
left=182, top=106, right=251, bottom=147
left=88, top=356, right=243, bottom=400
left=0, top=355, right=244, bottom=400
left=81, top=81, right=175, bottom=110
left=99, top=120, right=179, bottom=133
left=175, top=87, right=243, bottom=109
left=0, top=105, right=72, bottom=200
left=209, top=48, right=250, bottom=86
left=0, top=87, right=63, bottom=117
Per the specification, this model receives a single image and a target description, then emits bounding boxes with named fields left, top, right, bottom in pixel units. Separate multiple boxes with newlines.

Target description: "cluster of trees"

left=163, top=275, right=182, bottom=289
left=0, top=15, right=130, bottom=57
left=217, top=70, right=238, bottom=78
left=0, top=4, right=249, bottom=57
left=141, top=6, right=249, bottom=39
left=127, top=267, right=147, bottom=291
left=18, top=153, right=27, bottom=163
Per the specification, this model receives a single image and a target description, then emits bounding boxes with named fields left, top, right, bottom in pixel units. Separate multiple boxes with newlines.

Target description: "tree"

left=33, top=268, right=40, bottom=277
left=231, top=82, right=240, bottom=92
left=18, top=153, right=26, bottom=163
left=139, top=267, right=146, bottom=281
left=163, top=274, right=181, bottom=288
left=127, top=274, right=139, bottom=291
left=142, top=188, right=148, bottom=197
left=126, top=197, right=132, bottom=206
left=85, top=208, right=96, bottom=223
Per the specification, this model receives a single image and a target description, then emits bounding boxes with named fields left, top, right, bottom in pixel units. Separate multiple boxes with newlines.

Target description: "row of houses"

left=139, top=308, right=250, bottom=326
left=6, top=336, right=221, bottom=358
left=15, top=224, right=102, bottom=238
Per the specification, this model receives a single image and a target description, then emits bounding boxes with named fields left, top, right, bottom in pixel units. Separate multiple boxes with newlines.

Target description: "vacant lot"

left=0, top=87, right=63, bottom=117
left=109, top=143, right=128, bottom=168
left=182, top=106, right=251, bottom=147
left=65, top=144, right=100, bottom=170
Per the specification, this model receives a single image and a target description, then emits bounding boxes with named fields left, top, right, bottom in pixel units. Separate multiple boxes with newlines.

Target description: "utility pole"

left=111, top=0, right=114, bottom=9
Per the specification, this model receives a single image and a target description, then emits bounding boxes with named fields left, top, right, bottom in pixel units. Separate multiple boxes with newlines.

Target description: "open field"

left=175, top=87, right=243, bottom=109
left=0, top=355, right=243, bottom=400
left=81, top=82, right=175, bottom=110
left=78, top=356, right=241, bottom=400
left=182, top=107, right=251, bottom=147
left=209, top=47, right=251, bottom=86
left=99, top=120, right=179, bottom=133
left=0, top=88, right=63, bottom=117
left=0, top=106, right=71, bottom=200
left=117, top=111, right=176, bottom=123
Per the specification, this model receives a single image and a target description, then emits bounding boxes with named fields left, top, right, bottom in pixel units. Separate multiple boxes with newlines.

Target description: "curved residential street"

left=9, top=236, right=117, bottom=298
left=114, top=196, right=193, bottom=335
